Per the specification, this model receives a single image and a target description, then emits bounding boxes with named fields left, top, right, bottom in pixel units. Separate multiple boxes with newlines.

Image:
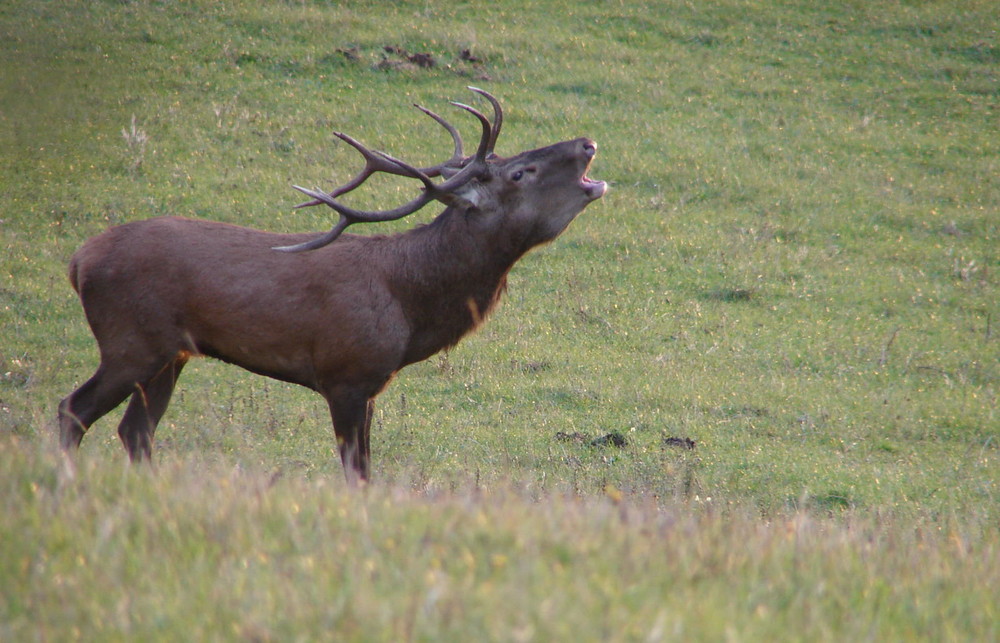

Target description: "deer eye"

left=510, top=167, right=536, bottom=182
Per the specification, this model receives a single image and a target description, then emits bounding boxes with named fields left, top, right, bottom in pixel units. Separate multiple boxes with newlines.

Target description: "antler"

left=274, top=87, right=503, bottom=252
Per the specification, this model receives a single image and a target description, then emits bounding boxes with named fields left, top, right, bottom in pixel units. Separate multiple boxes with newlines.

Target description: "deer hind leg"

left=116, top=356, right=187, bottom=462
left=326, top=389, right=375, bottom=485
left=59, top=366, right=139, bottom=451
left=58, top=354, right=183, bottom=454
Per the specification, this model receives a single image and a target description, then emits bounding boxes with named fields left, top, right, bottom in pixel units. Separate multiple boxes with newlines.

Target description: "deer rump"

left=58, top=88, right=607, bottom=483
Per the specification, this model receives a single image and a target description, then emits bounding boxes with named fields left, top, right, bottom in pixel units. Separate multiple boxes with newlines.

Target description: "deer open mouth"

left=581, top=175, right=607, bottom=200
left=579, top=140, right=607, bottom=201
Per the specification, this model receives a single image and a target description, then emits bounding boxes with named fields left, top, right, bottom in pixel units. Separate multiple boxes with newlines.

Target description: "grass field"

left=1, top=0, right=998, bottom=639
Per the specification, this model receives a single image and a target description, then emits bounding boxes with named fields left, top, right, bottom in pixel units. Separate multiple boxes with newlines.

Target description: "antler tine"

left=467, top=86, right=503, bottom=156
left=434, top=98, right=492, bottom=193
left=272, top=215, right=352, bottom=252
left=292, top=131, right=409, bottom=209
left=448, top=101, right=491, bottom=162
left=412, top=87, right=498, bottom=181
left=413, top=104, right=464, bottom=172
left=375, top=150, right=478, bottom=210
left=291, top=182, right=436, bottom=225
left=274, top=184, right=437, bottom=252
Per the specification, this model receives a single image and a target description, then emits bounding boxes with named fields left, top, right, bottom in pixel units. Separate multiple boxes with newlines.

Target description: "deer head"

left=275, top=87, right=606, bottom=252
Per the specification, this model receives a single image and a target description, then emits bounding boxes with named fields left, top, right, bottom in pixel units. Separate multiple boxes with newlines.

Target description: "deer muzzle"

left=578, top=139, right=607, bottom=201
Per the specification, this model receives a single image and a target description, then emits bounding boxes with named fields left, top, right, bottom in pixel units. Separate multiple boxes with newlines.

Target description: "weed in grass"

left=121, top=114, right=149, bottom=176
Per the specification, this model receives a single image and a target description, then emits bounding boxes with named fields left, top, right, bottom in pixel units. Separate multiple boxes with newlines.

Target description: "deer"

left=57, top=87, right=607, bottom=483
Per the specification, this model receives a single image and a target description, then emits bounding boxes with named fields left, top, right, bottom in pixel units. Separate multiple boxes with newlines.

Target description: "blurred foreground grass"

left=2, top=436, right=997, bottom=640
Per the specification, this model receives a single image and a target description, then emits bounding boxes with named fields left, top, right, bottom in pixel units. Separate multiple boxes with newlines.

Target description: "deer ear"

left=459, top=185, right=482, bottom=208
left=441, top=184, right=481, bottom=210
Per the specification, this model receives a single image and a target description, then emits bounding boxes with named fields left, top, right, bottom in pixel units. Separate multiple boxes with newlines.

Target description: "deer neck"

left=385, top=207, right=530, bottom=363
left=392, top=207, right=528, bottom=302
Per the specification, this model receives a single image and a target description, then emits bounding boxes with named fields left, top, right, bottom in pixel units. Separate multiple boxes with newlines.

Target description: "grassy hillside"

left=1, top=0, right=997, bottom=639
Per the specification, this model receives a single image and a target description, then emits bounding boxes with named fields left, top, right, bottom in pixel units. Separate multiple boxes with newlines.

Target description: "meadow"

left=1, top=0, right=997, bottom=639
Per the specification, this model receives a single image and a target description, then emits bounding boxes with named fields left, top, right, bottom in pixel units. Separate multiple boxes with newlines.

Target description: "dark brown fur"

left=58, top=136, right=605, bottom=482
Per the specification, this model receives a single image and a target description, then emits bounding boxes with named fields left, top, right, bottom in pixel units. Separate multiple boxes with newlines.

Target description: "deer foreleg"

left=326, top=389, right=375, bottom=485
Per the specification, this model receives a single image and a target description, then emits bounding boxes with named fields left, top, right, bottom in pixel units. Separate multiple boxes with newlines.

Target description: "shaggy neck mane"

left=379, top=207, right=528, bottom=365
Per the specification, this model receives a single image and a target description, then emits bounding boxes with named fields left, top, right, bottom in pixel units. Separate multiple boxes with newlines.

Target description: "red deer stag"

left=58, top=88, right=606, bottom=482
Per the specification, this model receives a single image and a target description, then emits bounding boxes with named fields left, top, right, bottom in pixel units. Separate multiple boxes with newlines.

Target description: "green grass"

left=2, top=0, right=998, bottom=639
